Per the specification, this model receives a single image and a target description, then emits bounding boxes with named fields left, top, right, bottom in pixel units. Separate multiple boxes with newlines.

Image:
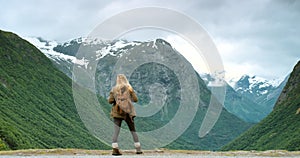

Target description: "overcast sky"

left=0, top=0, right=299, bottom=80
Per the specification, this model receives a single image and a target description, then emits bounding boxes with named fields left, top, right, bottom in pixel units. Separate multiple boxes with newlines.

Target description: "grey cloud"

left=0, top=0, right=111, bottom=40
left=184, top=0, right=300, bottom=79
left=0, top=0, right=299, bottom=79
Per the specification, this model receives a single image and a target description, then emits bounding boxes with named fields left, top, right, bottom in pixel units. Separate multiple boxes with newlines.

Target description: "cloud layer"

left=0, top=0, right=299, bottom=80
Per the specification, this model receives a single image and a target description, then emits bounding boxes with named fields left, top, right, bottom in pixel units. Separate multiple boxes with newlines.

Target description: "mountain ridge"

left=26, top=36, right=287, bottom=123
left=226, top=74, right=288, bottom=122
left=200, top=73, right=288, bottom=122
left=222, top=60, right=300, bottom=151
left=24, top=36, right=288, bottom=86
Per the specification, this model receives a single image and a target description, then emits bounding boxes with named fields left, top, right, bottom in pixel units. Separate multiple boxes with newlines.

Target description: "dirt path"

left=1, top=149, right=300, bottom=157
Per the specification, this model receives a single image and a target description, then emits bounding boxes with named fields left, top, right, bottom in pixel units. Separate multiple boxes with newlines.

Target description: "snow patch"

left=96, top=40, right=141, bottom=60
left=269, top=77, right=285, bottom=87
left=261, top=90, right=268, bottom=95
left=227, top=77, right=240, bottom=88
left=23, top=37, right=76, bottom=63
left=63, top=37, right=107, bottom=46
left=152, top=40, right=158, bottom=49
left=75, top=57, right=89, bottom=69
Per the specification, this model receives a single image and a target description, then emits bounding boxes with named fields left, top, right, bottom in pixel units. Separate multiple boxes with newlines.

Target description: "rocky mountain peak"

left=233, top=75, right=280, bottom=97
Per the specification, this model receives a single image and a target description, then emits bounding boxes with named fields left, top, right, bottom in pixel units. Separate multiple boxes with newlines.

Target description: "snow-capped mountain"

left=228, top=74, right=288, bottom=117
left=24, top=36, right=148, bottom=65
left=200, top=73, right=265, bottom=122
left=231, top=75, right=283, bottom=97
left=24, top=36, right=288, bottom=123
left=23, top=36, right=144, bottom=77
left=23, top=37, right=76, bottom=63
left=199, top=73, right=288, bottom=122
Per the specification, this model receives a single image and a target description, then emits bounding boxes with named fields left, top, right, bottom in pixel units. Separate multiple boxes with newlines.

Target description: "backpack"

left=114, top=86, right=133, bottom=114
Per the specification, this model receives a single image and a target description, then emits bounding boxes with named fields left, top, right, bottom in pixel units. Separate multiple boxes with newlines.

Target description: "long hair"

left=113, top=74, right=133, bottom=97
left=113, top=74, right=133, bottom=114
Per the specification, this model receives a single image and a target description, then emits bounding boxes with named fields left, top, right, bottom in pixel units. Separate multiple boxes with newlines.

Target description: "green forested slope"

left=222, top=61, right=300, bottom=151
left=0, top=30, right=109, bottom=150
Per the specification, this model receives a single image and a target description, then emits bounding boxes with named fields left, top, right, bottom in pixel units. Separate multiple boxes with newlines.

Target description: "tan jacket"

left=108, top=87, right=138, bottom=119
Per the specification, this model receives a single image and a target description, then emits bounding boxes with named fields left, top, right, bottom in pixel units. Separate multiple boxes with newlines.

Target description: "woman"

left=108, top=74, right=142, bottom=155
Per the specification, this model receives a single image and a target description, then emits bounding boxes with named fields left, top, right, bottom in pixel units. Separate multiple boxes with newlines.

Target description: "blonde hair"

left=114, top=74, right=133, bottom=93
left=112, top=74, right=134, bottom=114
left=116, top=74, right=129, bottom=85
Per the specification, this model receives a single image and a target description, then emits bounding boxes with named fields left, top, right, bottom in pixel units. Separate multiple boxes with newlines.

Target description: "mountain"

left=22, top=37, right=77, bottom=78
left=25, top=36, right=252, bottom=150
left=0, top=30, right=109, bottom=150
left=26, top=37, right=276, bottom=123
left=230, top=75, right=283, bottom=97
left=227, top=75, right=288, bottom=122
left=202, top=73, right=289, bottom=123
left=201, top=74, right=266, bottom=123
left=224, top=84, right=264, bottom=122
left=222, top=60, right=300, bottom=151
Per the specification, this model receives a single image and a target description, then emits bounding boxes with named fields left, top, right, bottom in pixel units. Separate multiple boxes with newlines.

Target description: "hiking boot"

left=134, top=142, right=143, bottom=154
left=112, top=148, right=122, bottom=156
left=112, top=143, right=122, bottom=156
